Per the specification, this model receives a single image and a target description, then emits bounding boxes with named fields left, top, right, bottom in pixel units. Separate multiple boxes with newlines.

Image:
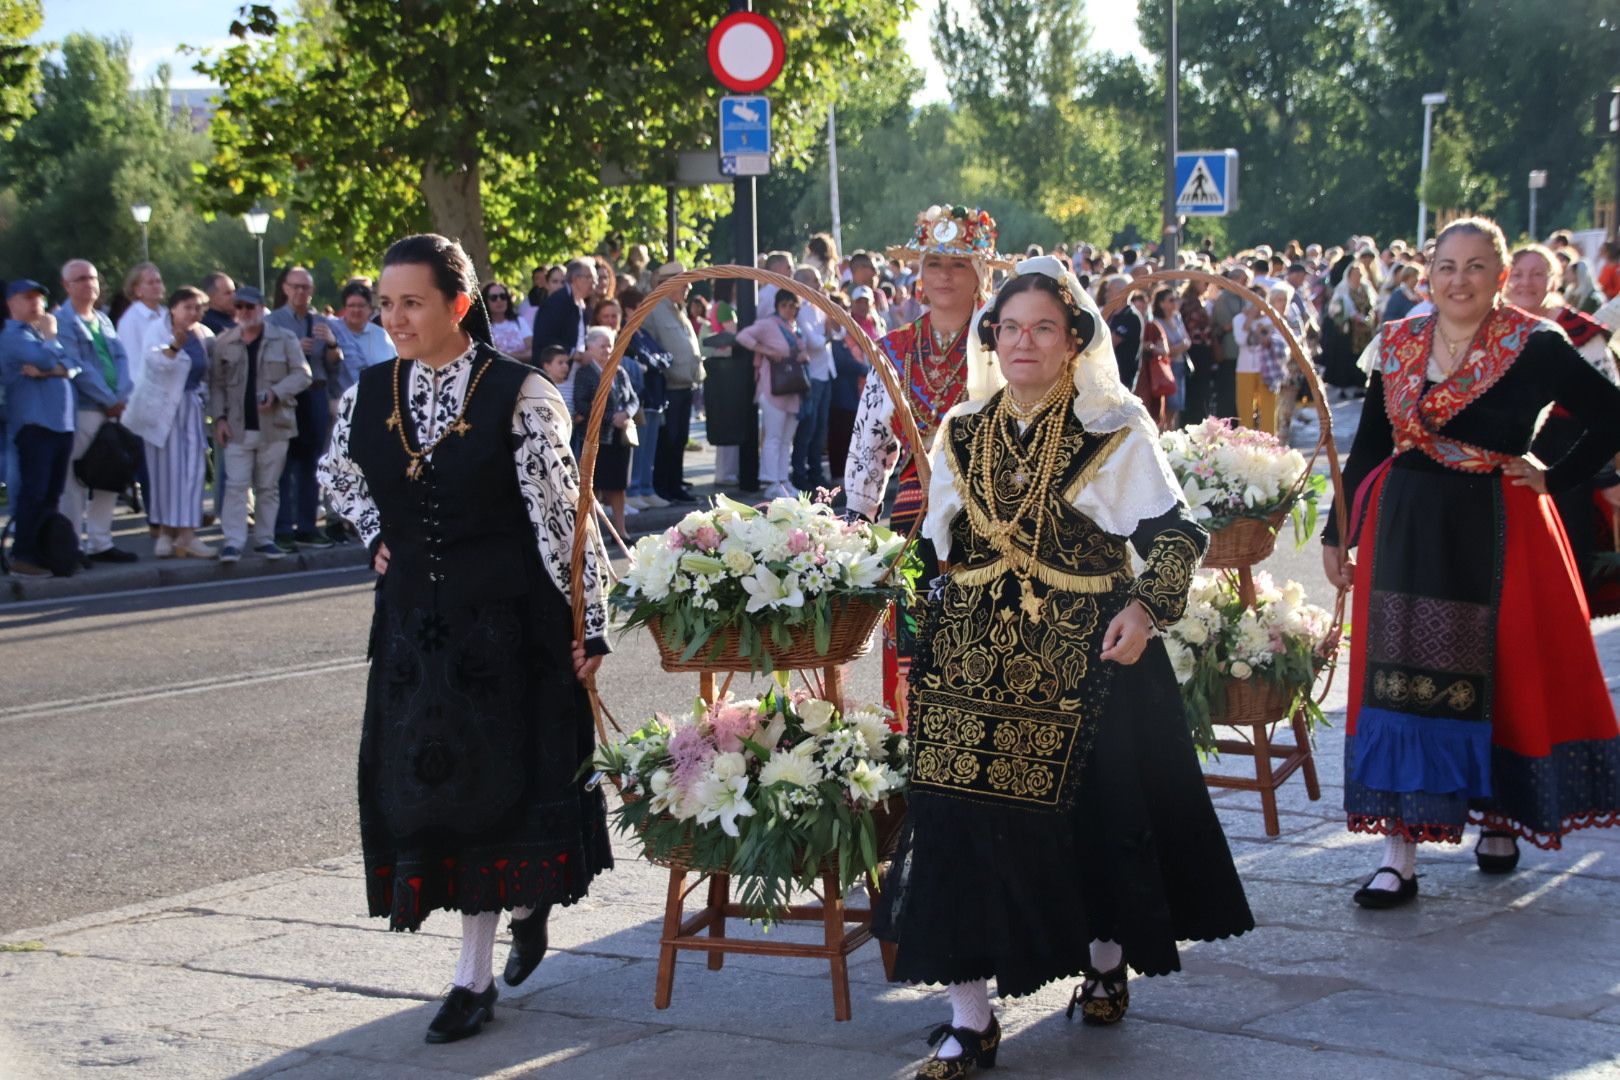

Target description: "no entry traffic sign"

left=708, top=12, right=785, bottom=94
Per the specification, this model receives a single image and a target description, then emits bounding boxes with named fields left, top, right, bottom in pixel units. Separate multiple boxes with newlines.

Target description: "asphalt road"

left=0, top=566, right=890, bottom=934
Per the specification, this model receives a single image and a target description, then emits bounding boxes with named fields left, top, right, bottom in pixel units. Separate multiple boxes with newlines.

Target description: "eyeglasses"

left=989, top=320, right=1065, bottom=347
left=488, top=292, right=510, bottom=301
left=233, top=303, right=259, bottom=311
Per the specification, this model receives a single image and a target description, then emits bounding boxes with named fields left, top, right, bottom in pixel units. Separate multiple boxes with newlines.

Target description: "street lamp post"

left=243, top=206, right=270, bottom=295
left=130, top=202, right=152, bottom=262
left=1417, top=92, right=1446, bottom=248
left=1528, top=170, right=1548, bottom=242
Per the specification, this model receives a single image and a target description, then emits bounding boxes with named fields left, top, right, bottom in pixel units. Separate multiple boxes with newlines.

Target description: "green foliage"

left=194, top=1, right=909, bottom=277
left=0, top=0, right=42, bottom=140
left=1131, top=0, right=1620, bottom=245
left=0, top=35, right=263, bottom=294
left=593, top=686, right=908, bottom=920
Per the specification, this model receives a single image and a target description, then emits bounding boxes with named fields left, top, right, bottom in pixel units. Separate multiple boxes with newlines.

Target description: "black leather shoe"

left=1066, top=960, right=1129, bottom=1025
left=1475, top=830, right=1521, bottom=874
left=424, top=982, right=497, bottom=1044
left=1352, top=866, right=1418, bottom=909
left=502, top=906, right=551, bottom=987
left=917, top=1016, right=1000, bottom=1078
left=88, top=547, right=138, bottom=563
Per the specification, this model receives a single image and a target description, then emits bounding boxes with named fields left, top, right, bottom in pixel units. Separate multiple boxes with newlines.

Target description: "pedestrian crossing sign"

left=1175, top=150, right=1238, bottom=216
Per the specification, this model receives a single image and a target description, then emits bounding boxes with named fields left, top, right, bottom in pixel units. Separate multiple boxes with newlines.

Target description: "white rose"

left=1229, top=660, right=1253, bottom=679
left=1181, top=619, right=1209, bottom=646
left=798, top=698, right=837, bottom=733
left=722, top=548, right=755, bottom=575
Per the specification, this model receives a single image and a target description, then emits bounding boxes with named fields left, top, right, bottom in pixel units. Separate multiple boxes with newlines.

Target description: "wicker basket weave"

left=648, top=598, right=885, bottom=674
left=1203, top=509, right=1291, bottom=570
left=1214, top=676, right=1301, bottom=726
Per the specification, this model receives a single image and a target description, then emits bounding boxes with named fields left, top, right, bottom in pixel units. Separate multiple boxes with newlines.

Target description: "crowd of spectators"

left=4, top=227, right=1618, bottom=577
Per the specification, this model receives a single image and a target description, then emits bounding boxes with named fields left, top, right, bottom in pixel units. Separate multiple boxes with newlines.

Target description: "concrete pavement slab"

left=993, top=1009, right=1475, bottom=1080
left=1244, top=989, right=1620, bottom=1078
left=171, top=988, right=661, bottom=1078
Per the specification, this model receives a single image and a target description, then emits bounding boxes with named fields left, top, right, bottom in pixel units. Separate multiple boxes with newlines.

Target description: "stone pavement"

left=4, top=623, right=1620, bottom=1080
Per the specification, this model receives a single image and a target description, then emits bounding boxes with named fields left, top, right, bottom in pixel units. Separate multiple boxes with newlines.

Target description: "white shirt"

left=116, top=302, right=168, bottom=385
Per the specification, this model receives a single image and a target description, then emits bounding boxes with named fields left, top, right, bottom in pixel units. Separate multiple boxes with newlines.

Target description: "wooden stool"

left=1203, top=708, right=1322, bottom=835
left=653, top=865, right=898, bottom=1021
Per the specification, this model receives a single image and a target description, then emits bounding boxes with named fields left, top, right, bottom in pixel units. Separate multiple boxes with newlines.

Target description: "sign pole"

left=729, top=0, right=760, bottom=489
left=1162, top=0, right=1179, bottom=267
left=828, top=103, right=843, bottom=263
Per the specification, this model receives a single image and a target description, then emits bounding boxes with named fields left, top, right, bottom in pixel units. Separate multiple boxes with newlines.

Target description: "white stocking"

left=1478, top=829, right=1517, bottom=857
left=937, top=980, right=993, bottom=1059
left=1368, top=834, right=1416, bottom=892
left=453, top=911, right=500, bottom=992
left=1088, top=939, right=1123, bottom=997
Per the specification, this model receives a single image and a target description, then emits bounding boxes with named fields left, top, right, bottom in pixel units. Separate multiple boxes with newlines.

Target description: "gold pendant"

left=405, top=458, right=423, bottom=480
left=385, top=414, right=401, bottom=431
left=1018, top=577, right=1043, bottom=624
left=449, top=417, right=472, bottom=437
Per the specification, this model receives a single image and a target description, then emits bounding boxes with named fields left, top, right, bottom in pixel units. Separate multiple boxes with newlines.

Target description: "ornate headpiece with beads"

left=886, top=204, right=1011, bottom=267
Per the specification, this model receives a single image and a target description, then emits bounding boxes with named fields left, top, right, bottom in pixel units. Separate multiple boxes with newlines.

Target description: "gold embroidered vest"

left=908, top=401, right=1129, bottom=812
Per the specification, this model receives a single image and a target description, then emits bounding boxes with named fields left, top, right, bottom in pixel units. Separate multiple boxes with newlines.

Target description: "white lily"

left=695, top=773, right=756, bottom=837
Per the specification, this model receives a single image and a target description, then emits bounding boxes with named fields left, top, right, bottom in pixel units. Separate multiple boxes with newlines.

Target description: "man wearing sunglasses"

left=207, top=286, right=312, bottom=562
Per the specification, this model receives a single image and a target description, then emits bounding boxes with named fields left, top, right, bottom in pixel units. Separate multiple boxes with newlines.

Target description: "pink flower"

left=693, top=525, right=722, bottom=552
left=668, top=724, right=716, bottom=793
left=787, top=529, right=811, bottom=555
left=708, top=701, right=761, bottom=753
left=666, top=527, right=687, bottom=551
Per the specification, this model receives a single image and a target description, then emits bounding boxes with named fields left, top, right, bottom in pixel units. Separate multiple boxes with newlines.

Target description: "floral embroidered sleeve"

left=513, top=373, right=612, bottom=655
left=843, top=371, right=900, bottom=521
left=318, top=384, right=382, bottom=549
left=1127, top=507, right=1208, bottom=630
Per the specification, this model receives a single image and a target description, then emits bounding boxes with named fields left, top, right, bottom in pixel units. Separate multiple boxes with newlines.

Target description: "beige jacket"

left=208, top=323, right=312, bottom=440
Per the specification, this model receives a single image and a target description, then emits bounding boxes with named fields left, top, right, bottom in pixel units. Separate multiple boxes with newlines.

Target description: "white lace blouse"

left=317, top=348, right=611, bottom=646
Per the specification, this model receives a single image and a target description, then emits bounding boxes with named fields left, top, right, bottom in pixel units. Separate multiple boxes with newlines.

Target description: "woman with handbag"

left=570, top=324, right=639, bottom=536
left=129, top=287, right=215, bottom=558
left=737, top=289, right=808, bottom=499
left=1135, top=287, right=1189, bottom=431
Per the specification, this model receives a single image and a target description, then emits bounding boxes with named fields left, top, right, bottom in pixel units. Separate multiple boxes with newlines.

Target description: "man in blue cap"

left=0, top=279, right=80, bottom=576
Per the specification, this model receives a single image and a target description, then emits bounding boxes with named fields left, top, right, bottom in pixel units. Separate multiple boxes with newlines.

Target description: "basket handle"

left=567, top=265, right=933, bottom=739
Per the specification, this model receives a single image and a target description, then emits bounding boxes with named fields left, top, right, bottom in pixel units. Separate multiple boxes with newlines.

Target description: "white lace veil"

left=1010, top=255, right=1162, bottom=443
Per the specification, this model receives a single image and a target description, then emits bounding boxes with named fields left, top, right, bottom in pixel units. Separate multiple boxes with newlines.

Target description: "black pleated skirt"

left=873, top=640, right=1254, bottom=997
left=358, top=573, right=613, bottom=931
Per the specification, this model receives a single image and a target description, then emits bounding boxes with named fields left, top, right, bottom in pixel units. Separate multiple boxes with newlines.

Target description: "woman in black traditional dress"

left=318, top=235, right=614, bottom=1044
left=874, top=257, right=1253, bottom=1079
left=1323, top=218, right=1620, bottom=906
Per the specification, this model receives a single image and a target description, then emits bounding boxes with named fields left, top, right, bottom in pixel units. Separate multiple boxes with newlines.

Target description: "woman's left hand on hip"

left=1503, top=457, right=1548, bottom=494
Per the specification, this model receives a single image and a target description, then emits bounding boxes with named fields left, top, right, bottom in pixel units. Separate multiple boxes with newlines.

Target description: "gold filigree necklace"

left=386, top=354, right=490, bottom=480
left=970, top=374, right=1073, bottom=623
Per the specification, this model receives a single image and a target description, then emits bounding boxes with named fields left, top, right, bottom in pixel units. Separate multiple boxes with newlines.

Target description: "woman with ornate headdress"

left=845, top=204, right=1009, bottom=721
left=874, top=257, right=1254, bottom=1079
left=317, top=235, right=614, bottom=1045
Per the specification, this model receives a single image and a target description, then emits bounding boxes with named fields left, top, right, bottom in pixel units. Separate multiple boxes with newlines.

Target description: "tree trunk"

left=420, top=159, right=492, bottom=280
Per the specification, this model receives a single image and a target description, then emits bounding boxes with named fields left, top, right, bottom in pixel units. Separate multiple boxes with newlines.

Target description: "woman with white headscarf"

left=873, top=257, right=1253, bottom=1079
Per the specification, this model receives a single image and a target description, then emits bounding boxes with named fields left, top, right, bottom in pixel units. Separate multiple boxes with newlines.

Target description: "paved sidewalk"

left=4, top=622, right=1620, bottom=1079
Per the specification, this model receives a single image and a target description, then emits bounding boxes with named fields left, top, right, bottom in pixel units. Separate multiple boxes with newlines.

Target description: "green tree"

left=195, top=1, right=909, bottom=278
left=934, top=0, right=1090, bottom=204
left=1139, top=0, right=1386, bottom=244
left=0, top=34, right=260, bottom=292
left=0, top=0, right=42, bottom=140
